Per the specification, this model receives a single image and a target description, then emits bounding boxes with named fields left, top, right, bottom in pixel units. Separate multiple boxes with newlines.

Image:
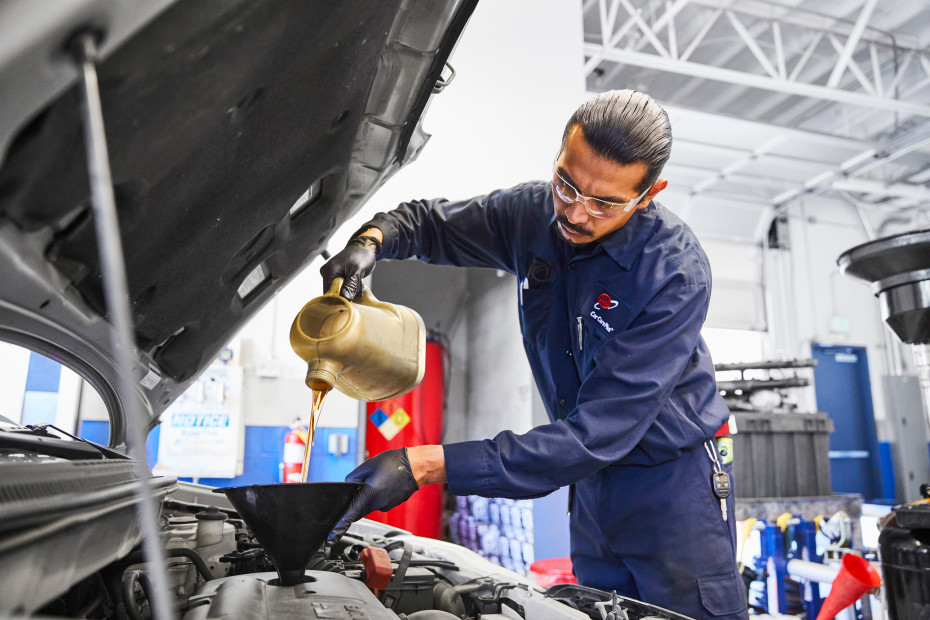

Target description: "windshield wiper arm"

left=23, top=424, right=131, bottom=460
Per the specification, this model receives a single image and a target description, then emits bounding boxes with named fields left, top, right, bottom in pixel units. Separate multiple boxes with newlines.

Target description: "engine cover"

left=182, top=572, right=400, bottom=620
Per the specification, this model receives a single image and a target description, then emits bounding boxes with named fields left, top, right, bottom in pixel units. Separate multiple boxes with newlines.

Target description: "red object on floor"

left=364, top=340, right=445, bottom=538
left=815, top=554, right=882, bottom=620
left=529, top=558, right=578, bottom=588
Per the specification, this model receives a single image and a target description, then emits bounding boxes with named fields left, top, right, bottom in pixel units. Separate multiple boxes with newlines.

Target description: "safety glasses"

left=552, top=169, right=649, bottom=219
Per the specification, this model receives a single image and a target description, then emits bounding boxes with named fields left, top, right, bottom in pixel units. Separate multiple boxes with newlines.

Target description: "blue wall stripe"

left=79, top=420, right=160, bottom=466
left=78, top=421, right=358, bottom=487
left=24, top=352, right=62, bottom=393
left=877, top=440, right=897, bottom=505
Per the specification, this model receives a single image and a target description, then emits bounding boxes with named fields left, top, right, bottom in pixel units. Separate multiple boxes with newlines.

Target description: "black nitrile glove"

left=320, top=233, right=382, bottom=300
left=328, top=448, right=419, bottom=543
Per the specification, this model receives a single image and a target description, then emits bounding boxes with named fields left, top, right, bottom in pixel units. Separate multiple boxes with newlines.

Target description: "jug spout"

left=305, top=358, right=340, bottom=392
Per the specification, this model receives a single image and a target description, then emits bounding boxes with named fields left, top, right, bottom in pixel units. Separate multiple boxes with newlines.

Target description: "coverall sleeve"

left=364, top=185, right=533, bottom=272
left=443, top=277, right=711, bottom=499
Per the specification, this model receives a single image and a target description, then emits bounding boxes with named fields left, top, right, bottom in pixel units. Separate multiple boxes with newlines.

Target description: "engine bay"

left=0, top=423, right=689, bottom=620
left=26, top=487, right=689, bottom=620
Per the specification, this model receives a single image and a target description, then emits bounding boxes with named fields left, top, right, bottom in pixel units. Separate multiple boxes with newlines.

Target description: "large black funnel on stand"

left=215, top=482, right=361, bottom=586
left=841, top=229, right=930, bottom=620
left=838, top=228, right=930, bottom=433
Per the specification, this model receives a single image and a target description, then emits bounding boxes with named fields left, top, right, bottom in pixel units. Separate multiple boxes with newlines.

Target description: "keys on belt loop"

left=704, top=440, right=730, bottom=522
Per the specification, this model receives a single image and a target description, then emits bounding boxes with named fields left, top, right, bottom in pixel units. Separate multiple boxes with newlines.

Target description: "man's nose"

left=564, top=199, right=589, bottom=224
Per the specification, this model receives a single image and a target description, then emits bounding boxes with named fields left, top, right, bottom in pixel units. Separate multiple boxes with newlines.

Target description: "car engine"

left=27, top=486, right=689, bottom=620
left=0, top=426, right=689, bottom=620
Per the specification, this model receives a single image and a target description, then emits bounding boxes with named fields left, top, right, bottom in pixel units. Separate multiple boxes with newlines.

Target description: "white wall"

left=464, top=270, right=535, bottom=440
left=774, top=195, right=906, bottom=430
left=0, top=342, right=29, bottom=423
left=702, top=239, right=766, bottom=332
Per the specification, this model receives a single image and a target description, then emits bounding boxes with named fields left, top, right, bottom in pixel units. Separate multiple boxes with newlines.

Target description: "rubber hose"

left=433, top=580, right=468, bottom=617
left=122, top=571, right=152, bottom=620
left=307, top=549, right=340, bottom=572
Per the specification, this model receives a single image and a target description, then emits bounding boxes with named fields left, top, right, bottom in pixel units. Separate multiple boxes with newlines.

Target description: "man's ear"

left=637, top=178, right=668, bottom=210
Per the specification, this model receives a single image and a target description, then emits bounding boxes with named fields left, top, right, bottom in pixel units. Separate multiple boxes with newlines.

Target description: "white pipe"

left=788, top=558, right=884, bottom=584
left=787, top=559, right=840, bottom=583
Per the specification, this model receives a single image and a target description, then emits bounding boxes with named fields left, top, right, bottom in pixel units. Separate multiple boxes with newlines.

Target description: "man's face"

left=552, top=125, right=667, bottom=245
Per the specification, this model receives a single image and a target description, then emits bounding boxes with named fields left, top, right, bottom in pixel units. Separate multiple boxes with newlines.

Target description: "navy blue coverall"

left=365, top=181, right=748, bottom=619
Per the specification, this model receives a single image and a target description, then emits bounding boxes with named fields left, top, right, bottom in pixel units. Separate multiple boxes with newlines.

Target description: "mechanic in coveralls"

left=322, top=90, right=748, bottom=620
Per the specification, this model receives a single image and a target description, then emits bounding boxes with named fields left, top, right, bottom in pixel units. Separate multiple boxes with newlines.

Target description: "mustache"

left=556, top=215, right=593, bottom=237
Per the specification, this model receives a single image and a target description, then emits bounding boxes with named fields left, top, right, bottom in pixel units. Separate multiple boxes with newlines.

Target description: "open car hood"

left=0, top=0, right=477, bottom=447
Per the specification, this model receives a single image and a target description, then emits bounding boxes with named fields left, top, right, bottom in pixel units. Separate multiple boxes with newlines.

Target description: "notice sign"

left=155, top=365, right=244, bottom=479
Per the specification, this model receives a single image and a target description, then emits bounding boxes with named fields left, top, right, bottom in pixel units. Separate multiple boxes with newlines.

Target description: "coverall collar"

left=548, top=201, right=658, bottom=271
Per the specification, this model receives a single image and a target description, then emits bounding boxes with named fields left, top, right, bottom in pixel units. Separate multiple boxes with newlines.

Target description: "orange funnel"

left=816, top=554, right=882, bottom=620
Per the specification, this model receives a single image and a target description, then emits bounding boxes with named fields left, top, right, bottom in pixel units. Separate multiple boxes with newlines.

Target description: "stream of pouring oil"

left=300, top=388, right=330, bottom=482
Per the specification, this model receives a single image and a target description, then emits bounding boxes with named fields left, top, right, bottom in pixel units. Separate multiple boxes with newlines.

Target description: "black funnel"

left=215, top=482, right=361, bottom=586
left=838, top=229, right=930, bottom=344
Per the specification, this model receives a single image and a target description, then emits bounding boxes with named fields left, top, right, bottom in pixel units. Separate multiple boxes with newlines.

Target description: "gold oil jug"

left=289, top=277, right=426, bottom=400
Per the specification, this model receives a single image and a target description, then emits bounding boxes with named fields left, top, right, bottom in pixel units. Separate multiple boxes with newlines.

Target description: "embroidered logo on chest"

left=596, top=293, right=618, bottom=310
left=590, top=292, right=618, bottom=332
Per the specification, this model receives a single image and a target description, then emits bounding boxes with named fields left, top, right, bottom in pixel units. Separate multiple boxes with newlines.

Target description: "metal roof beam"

left=584, top=0, right=691, bottom=76
left=751, top=4, right=928, bottom=130
left=725, top=10, right=779, bottom=79
left=665, top=163, right=800, bottom=190
left=691, top=136, right=785, bottom=194
left=688, top=0, right=922, bottom=51
left=811, top=55, right=930, bottom=136
left=617, top=0, right=670, bottom=57
left=827, top=0, right=877, bottom=88
left=583, top=44, right=930, bottom=118
left=759, top=132, right=930, bottom=243
left=832, top=178, right=930, bottom=202
left=673, top=138, right=858, bottom=169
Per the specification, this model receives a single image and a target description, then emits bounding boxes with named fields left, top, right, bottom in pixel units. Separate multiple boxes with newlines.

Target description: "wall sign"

left=155, top=365, right=244, bottom=479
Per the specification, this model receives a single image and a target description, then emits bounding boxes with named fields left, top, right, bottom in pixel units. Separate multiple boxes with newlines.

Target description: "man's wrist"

left=357, top=227, right=384, bottom=244
left=407, top=445, right=446, bottom=486
left=346, top=230, right=382, bottom=256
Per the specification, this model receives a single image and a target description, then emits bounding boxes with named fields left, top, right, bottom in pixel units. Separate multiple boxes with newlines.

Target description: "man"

left=322, top=90, right=748, bottom=619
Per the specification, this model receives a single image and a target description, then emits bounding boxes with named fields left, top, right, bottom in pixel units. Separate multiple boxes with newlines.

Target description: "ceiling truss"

left=581, top=0, right=930, bottom=240
left=583, top=0, right=930, bottom=117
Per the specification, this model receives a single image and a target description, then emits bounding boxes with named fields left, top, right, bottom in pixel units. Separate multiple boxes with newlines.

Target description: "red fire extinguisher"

left=282, top=426, right=308, bottom=483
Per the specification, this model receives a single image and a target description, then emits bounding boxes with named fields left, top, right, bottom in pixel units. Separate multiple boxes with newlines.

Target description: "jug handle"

left=326, top=277, right=345, bottom=297
left=326, top=277, right=402, bottom=318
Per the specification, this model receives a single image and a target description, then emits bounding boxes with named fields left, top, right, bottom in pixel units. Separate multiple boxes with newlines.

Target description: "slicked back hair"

left=561, top=90, right=672, bottom=193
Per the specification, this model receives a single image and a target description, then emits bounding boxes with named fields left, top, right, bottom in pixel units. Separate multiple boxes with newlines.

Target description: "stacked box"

left=732, top=412, right=834, bottom=498
left=448, top=496, right=534, bottom=574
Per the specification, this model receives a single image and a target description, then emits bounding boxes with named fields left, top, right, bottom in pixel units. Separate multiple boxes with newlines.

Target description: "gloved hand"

left=320, top=233, right=381, bottom=300
left=328, top=448, right=419, bottom=542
